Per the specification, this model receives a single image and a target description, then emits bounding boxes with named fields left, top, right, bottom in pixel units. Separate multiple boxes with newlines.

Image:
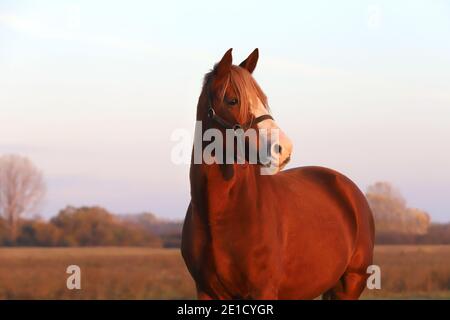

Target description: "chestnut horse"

left=181, top=48, right=375, bottom=299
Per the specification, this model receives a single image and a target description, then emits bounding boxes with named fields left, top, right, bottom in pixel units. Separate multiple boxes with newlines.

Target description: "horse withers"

left=181, top=48, right=375, bottom=300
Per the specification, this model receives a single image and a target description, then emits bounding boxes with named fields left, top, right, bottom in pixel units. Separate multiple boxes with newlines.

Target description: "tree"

left=0, top=154, right=46, bottom=242
left=366, top=181, right=430, bottom=236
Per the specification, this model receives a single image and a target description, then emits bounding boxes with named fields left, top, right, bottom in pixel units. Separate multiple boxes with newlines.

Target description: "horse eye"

left=227, top=98, right=238, bottom=106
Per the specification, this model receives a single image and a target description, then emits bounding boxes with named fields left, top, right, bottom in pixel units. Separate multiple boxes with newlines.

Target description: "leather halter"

left=207, top=107, right=274, bottom=132
left=205, top=87, right=275, bottom=167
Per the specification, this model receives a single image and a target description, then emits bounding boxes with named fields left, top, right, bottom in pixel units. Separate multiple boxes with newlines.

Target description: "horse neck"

left=190, top=99, right=263, bottom=224
left=190, top=161, right=261, bottom=224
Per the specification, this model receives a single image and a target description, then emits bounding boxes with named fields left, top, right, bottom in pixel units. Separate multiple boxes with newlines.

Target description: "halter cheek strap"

left=207, top=107, right=242, bottom=131
left=207, top=107, right=274, bottom=132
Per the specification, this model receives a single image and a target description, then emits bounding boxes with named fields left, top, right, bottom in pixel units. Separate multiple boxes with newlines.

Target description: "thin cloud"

left=0, top=11, right=74, bottom=40
left=264, top=56, right=351, bottom=78
left=0, top=10, right=170, bottom=58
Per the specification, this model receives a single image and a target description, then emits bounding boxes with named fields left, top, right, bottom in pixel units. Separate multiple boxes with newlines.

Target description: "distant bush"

left=375, top=223, right=450, bottom=245
left=16, top=219, right=63, bottom=246
left=0, top=218, right=11, bottom=245
left=121, top=213, right=183, bottom=248
left=0, top=206, right=162, bottom=247
left=418, top=223, right=450, bottom=244
left=160, top=232, right=182, bottom=248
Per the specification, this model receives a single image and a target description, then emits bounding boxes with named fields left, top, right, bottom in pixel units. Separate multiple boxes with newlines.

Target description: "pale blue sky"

left=0, top=1, right=449, bottom=221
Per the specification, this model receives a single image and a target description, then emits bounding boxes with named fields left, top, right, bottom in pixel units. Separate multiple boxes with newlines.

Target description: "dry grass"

left=0, top=247, right=196, bottom=299
left=0, top=245, right=448, bottom=299
left=363, top=245, right=450, bottom=299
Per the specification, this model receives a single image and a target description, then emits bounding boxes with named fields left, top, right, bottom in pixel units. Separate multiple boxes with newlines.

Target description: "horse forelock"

left=202, top=66, right=269, bottom=124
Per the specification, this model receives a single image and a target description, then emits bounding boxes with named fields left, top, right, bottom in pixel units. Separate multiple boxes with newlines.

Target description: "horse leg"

left=322, top=279, right=343, bottom=300
left=197, top=287, right=213, bottom=300
left=322, top=270, right=368, bottom=300
left=324, top=191, right=374, bottom=300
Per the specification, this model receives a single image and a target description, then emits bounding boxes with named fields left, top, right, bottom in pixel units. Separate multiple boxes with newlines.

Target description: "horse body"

left=182, top=164, right=374, bottom=299
left=181, top=48, right=375, bottom=299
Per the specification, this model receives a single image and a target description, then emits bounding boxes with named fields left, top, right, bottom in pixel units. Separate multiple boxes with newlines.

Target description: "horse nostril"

left=273, top=143, right=282, bottom=155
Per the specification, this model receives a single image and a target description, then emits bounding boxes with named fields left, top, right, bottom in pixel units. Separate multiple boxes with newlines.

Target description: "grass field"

left=0, top=245, right=449, bottom=299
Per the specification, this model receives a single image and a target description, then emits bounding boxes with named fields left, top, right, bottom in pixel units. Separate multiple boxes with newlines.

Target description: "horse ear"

left=239, top=48, right=259, bottom=73
left=214, top=48, right=233, bottom=78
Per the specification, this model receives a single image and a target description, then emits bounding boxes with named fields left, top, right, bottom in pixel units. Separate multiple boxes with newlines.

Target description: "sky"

left=0, top=0, right=449, bottom=222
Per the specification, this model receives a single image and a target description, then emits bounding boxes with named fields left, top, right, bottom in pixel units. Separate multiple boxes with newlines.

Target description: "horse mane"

left=203, top=65, right=270, bottom=123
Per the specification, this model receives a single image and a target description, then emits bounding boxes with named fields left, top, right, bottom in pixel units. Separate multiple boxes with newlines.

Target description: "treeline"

left=0, top=206, right=181, bottom=247
left=0, top=204, right=449, bottom=247
left=2, top=155, right=448, bottom=247
left=1, top=182, right=449, bottom=247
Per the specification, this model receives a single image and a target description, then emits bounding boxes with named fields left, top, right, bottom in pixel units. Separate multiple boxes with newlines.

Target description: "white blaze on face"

left=251, top=98, right=293, bottom=174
